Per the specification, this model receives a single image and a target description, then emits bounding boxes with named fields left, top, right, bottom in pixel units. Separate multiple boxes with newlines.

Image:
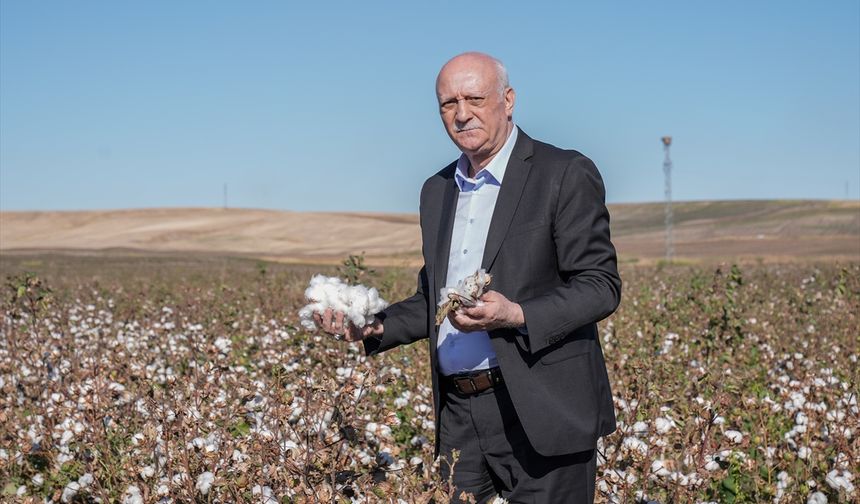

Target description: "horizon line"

left=1, top=197, right=859, bottom=214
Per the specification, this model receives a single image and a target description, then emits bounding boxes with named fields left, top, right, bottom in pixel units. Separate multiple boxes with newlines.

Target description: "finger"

left=344, top=325, right=357, bottom=342
left=447, top=311, right=463, bottom=331
left=460, top=305, right=486, bottom=320
left=350, top=322, right=372, bottom=342
left=450, top=311, right=481, bottom=332
left=334, top=311, right=345, bottom=334
left=346, top=324, right=363, bottom=342
left=322, top=308, right=334, bottom=333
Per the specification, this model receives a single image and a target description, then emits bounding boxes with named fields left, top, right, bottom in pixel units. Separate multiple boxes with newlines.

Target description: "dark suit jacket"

left=364, top=130, right=621, bottom=457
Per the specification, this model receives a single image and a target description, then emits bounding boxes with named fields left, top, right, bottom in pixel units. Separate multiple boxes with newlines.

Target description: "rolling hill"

left=1, top=200, right=857, bottom=264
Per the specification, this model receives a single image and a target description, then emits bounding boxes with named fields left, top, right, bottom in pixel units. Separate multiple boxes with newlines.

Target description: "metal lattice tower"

left=661, top=136, right=674, bottom=261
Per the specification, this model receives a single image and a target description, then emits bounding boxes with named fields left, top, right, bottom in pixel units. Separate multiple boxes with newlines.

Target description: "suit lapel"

left=433, top=170, right=459, bottom=297
left=481, top=133, right=534, bottom=272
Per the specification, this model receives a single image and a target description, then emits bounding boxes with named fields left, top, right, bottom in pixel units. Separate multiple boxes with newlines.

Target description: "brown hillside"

left=1, top=201, right=857, bottom=264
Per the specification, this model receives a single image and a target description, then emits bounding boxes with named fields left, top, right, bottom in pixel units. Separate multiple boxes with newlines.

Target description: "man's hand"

left=448, top=290, right=525, bottom=332
left=313, top=308, right=383, bottom=342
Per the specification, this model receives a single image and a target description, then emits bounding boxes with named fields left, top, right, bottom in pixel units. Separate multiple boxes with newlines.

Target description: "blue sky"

left=1, top=1, right=858, bottom=212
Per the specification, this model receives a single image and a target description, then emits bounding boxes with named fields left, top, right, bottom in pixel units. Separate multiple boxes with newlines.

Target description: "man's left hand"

left=448, top=290, right=525, bottom=332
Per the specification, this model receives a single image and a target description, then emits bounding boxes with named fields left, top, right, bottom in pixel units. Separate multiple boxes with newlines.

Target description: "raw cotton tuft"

left=436, top=269, right=492, bottom=325
left=298, top=275, right=388, bottom=331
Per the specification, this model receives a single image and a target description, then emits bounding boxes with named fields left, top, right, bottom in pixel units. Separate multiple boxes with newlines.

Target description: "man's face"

left=436, top=57, right=514, bottom=165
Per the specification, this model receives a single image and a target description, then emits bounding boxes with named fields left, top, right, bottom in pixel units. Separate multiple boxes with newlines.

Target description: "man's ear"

left=505, top=87, right=516, bottom=118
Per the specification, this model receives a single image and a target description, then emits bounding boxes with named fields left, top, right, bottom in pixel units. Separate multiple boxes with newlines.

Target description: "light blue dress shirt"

left=437, top=126, right=519, bottom=376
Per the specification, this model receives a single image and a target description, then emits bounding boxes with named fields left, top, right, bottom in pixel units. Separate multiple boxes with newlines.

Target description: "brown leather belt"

left=443, top=367, right=504, bottom=395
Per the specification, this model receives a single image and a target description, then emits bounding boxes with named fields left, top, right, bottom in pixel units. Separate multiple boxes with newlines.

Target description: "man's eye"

left=440, top=101, right=456, bottom=111
left=467, top=97, right=484, bottom=104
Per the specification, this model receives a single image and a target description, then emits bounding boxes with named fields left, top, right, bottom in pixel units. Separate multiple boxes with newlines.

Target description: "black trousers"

left=438, top=381, right=596, bottom=504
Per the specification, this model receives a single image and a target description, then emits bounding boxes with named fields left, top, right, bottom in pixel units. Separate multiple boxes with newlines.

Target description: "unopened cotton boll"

left=298, top=275, right=388, bottom=330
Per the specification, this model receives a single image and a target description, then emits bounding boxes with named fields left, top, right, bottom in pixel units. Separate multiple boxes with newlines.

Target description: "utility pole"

left=223, top=183, right=228, bottom=209
left=662, top=136, right=674, bottom=262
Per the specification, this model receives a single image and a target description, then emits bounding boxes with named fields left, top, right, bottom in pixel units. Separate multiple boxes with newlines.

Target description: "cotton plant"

left=298, top=275, right=388, bottom=331
left=435, top=269, right=493, bottom=325
left=3, top=261, right=857, bottom=502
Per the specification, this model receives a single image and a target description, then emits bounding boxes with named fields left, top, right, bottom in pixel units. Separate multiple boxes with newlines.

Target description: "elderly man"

left=316, top=52, right=621, bottom=503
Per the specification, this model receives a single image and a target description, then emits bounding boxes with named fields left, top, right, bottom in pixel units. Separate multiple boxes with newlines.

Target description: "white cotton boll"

left=123, top=485, right=144, bottom=504
left=298, top=305, right=321, bottom=330
left=622, top=436, right=648, bottom=455
left=724, top=430, right=744, bottom=444
left=826, top=470, right=855, bottom=495
left=632, top=421, right=648, bottom=435
left=358, top=450, right=374, bottom=465
left=650, top=459, right=671, bottom=477
left=196, top=471, right=215, bottom=495
left=78, top=473, right=94, bottom=488
left=655, top=417, right=676, bottom=434
left=252, top=485, right=277, bottom=504
left=774, top=471, right=791, bottom=502
left=214, top=337, right=231, bottom=354
left=807, top=491, right=827, bottom=504
left=61, top=482, right=80, bottom=503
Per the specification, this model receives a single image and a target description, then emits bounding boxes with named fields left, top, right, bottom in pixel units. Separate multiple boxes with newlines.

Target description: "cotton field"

left=0, top=256, right=857, bottom=503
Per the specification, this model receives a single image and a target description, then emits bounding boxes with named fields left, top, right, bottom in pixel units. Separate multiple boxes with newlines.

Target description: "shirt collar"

left=454, top=125, right=519, bottom=192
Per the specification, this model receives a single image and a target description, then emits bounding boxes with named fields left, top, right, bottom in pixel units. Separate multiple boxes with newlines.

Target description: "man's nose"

left=454, top=99, right=471, bottom=123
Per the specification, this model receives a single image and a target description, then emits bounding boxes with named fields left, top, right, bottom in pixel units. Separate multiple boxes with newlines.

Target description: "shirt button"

left=469, top=218, right=474, bottom=224
left=463, top=249, right=468, bottom=254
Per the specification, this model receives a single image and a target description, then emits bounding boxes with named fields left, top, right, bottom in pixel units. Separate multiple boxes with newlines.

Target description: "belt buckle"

left=452, top=376, right=474, bottom=395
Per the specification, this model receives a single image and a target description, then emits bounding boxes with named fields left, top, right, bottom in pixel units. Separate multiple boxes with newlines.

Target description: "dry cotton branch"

left=435, top=269, right=492, bottom=325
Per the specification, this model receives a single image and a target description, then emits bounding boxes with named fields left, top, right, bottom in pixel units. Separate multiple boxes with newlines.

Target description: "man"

left=315, top=52, right=621, bottom=503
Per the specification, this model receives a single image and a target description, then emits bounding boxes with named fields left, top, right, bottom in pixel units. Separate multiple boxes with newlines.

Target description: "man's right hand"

left=313, top=308, right=383, bottom=342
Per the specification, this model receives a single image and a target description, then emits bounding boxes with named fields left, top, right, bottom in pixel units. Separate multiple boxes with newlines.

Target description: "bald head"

left=437, top=52, right=510, bottom=97
left=435, top=52, right=516, bottom=172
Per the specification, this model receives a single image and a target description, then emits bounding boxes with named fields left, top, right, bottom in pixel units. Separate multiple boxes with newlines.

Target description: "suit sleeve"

left=363, top=265, right=431, bottom=355
left=363, top=179, right=437, bottom=356
left=517, top=155, right=622, bottom=355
